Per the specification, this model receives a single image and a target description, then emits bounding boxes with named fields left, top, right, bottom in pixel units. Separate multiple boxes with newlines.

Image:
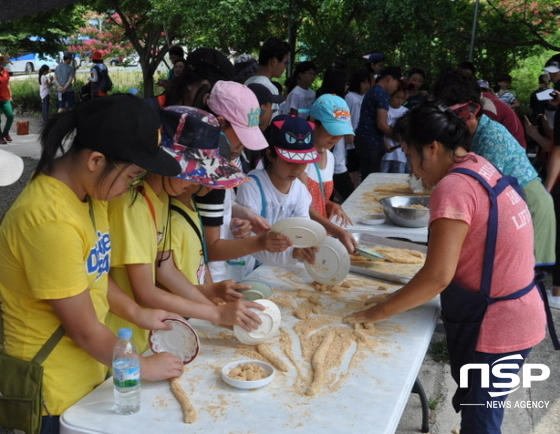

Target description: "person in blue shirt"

left=354, top=66, right=401, bottom=180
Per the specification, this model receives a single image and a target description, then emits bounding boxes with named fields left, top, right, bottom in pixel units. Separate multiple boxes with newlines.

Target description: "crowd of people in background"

left=1, top=37, right=560, bottom=434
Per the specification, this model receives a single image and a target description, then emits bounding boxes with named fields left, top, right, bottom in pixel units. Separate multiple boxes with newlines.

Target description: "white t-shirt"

left=305, top=150, right=334, bottom=183
left=382, top=105, right=408, bottom=163
left=236, top=169, right=312, bottom=268
left=40, top=75, right=50, bottom=99
left=280, top=86, right=315, bottom=119
left=345, top=92, right=364, bottom=151
left=244, top=75, right=281, bottom=115
left=208, top=188, right=235, bottom=282
left=332, top=139, right=347, bottom=174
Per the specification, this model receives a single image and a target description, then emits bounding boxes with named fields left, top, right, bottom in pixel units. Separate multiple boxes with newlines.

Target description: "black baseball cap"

left=76, top=94, right=181, bottom=176
left=247, top=83, right=284, bottom=105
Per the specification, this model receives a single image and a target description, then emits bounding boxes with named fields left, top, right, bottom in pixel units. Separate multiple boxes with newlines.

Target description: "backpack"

left=93, top=65, right=113, bottom=94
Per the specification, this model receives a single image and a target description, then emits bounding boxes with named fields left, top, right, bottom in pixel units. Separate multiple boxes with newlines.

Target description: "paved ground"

left=2, top=123, right=559, bottom=433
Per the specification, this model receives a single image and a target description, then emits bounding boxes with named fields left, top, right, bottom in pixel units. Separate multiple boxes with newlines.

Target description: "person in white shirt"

left=381, top=87, right=409, bottom=173
left=280, top=61, right=317, bottom=119
left=236, top=115, right=320, bottom=269
left=244, top=37, right=291, bottom=115
left=38, top=64, right=52, bottom=123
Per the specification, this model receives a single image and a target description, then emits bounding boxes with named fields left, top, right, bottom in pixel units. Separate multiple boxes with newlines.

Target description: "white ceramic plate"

left=149, top=318, right=200, bottom=364
left=236, top=279, right=273, bottom=301
left=270, top=217, right=326, bottom=248
left=359, top=213, right=385, bottom=225
left=233, top=300, right=281, bottom=345
left=221, top=359, right=275, bottom=390
left=304, top=236, right=350, bottom=285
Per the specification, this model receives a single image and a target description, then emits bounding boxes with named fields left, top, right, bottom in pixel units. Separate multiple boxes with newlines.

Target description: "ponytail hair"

left=38, top=64, right=50, bottom=85
left=34, top=110, right=83, bottom=179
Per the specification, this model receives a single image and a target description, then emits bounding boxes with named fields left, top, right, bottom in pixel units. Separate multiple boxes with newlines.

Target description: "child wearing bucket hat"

left=0, top=94, right=186, bottom=424
left=106, top=105, right=267, bottom=352
left=304, top=94, right=357, bottom=255
left=236, top=114, right=320, bottom=269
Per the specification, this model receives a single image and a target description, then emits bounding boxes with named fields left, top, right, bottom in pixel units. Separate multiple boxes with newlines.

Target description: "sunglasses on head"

left=448, top=102, right=482, bottom=122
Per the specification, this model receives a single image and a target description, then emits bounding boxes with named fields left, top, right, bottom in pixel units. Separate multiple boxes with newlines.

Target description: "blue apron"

left=440, top=168, right=559, bottom=412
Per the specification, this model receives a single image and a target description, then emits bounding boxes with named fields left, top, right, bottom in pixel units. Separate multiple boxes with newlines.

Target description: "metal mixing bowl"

left=379, top=196, right=430, bottom=228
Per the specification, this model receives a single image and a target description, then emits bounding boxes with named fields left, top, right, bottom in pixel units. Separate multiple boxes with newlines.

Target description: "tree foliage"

left=0, top=4, right=87, bottom=57
left=67, top=12, right=136, bottom=62
left=2, top=0, right=559, bottom=98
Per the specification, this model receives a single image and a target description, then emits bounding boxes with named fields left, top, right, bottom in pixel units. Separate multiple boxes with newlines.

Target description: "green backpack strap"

left=0, top=303, right=65, bottom=364
left=32, top=325, right=65, bottom=365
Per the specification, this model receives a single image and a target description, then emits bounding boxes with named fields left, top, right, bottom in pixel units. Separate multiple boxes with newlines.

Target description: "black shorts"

left=346, top=149, right=359, bottom=172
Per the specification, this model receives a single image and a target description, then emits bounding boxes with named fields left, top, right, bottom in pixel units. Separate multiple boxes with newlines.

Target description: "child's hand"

left=140, top=352, right=184, bottom=381
left=232, top=205, right=271, bottom=235
left=293, top=246, right=318, bottom=264
left=326, top=202, right=353, bottom=227
left=332, top=227, right=358, bottom=254
left=247, top=214, right=271, bottom=235
left=230, top=217, right=252, bottom=239
left=213, top=279, right=244, bottom=302
left=133, top=308, right=180, bottom=331
left=258, top=231, right=292, bottom=252
left=216, top=301, right=264, bottom=332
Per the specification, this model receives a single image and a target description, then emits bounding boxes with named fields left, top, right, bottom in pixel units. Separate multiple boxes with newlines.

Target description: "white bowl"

left=359, top=213, right=386, bottom=225
left=233, top=300, right=281, bottom=345
left=221, top=359, right=275, bottom=389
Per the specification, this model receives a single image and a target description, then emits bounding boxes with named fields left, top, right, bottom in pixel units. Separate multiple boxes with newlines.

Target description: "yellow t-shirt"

left=170, top=198, right=206, bottom=285
left=106, top=182, right=169, bottom=351
left=0, top=174, right=110, bottom=415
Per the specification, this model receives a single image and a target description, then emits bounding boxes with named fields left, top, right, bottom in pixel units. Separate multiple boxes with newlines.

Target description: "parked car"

left=109, top=54, right=139, bottom=67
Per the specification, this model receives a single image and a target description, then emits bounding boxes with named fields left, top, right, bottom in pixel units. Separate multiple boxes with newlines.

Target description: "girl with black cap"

left=0, top=94, right=185, bottom=433
left=105, top=105, right=266, bottom=353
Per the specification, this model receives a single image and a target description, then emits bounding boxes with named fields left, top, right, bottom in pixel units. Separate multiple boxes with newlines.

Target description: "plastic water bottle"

left=226, top=256, right=247, bottom=281
left=113, top=328, right=141, bottom=415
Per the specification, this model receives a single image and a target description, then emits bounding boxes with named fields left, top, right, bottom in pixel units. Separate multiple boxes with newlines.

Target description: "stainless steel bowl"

left=379, top=196, right=430, bottom=228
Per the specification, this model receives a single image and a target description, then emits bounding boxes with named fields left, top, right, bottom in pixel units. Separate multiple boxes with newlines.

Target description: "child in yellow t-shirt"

left=0, top=95, right=184, bottom=422
left=106, top=106, right=267, bottom=352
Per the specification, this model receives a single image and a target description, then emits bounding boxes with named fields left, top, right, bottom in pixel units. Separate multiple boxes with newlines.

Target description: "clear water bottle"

left=226, top=256, right=247, bottom=281
left=113, top=327, right=141, bottom=415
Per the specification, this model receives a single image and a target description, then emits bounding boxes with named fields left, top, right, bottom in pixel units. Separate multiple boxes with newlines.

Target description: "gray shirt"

left=55, top=63, right=75, bottom=91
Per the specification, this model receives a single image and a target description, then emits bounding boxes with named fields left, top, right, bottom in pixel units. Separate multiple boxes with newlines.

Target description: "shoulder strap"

left=0, top=305, right=65, bottom=364
left=450, top=167, right=525, bottom=296
left=170, top=204, right=208, bottom=264
left=32, top=326, right=66, bottom=364
left=248, top=174, right=267, bottom=218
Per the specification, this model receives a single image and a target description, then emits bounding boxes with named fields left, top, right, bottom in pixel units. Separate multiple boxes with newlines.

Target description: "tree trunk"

left=141, top=59, right=155, bottom=98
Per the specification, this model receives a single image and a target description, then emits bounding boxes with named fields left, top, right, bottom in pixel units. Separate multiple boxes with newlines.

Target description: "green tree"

left=86, top=0, right=190, bottom=97
left=0, top=4, right=87, bottom=57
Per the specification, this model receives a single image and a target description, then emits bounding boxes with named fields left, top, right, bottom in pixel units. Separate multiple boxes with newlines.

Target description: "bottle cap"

left=118, top=327, right=133, bottom=340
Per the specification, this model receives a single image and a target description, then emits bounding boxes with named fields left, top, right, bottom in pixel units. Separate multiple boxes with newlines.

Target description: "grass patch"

left=428, top=337, right=449, bottom=363
left=10, top=68, right=148, bottom=114
left=428, top=393, right=444, bottom=410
